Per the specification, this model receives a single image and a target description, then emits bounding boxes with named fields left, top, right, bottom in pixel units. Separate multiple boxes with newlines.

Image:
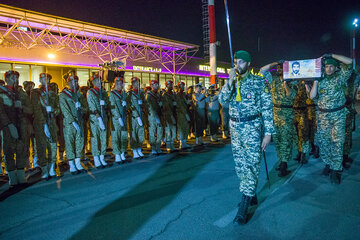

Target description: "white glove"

left=44, top=123, right=51, bottom=138
left=46, top=106, right=52, bottom=113
left=72, top=122, right=81, bottom=133
left=155, top=117, right=161, bottom=124
left=159, top=101, right=163, bottom=107
left=118, top=117, right=124, bottom=127
left=137, top=117, right=143, bottom=127
left=173, top=101, right=177, bottom=106
left=100, top=100, right=105, bottom=106
left=14, top=100, right=22, bottom=109
left=75, top=102, right=81, bottom=109
left=122, top=101, right=126, bottom=107
left=98, top=117, right=106, bottom=130
left=138, top=100, right=143, bottom=105
left=185, top=114, right=190, bottom=122
left=8, top=124, right=19, bottom=139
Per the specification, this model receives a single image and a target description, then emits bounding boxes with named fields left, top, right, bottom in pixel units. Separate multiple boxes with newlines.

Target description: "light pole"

left=352, top=18, right=358, bottom=69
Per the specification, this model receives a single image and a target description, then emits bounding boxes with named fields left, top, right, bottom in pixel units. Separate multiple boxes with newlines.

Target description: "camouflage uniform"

left=87, top=87, right=110, bottom=157
left=128, top=89, right=145, bottom=150
left=314, top=64, right=352, bottom=171
left=109, top=89, right=129, bottom=156
left=31, top=85, right=59, bottom=174
left=219, top=72, right=274, bottom=197
left=59, top=88, right=89, bottom=163
left=162, top=91, right=177, bottom=148
left=0, top=85, right=32, bottom=185
left=343, top=71, right=360, bottom=158
left=175, top=91, right=190, bottom=143
left=264, top=71, right=296, bottom=164
left=192, top=92, right=206, bottom=138
left=306, top=97, right=318, bottom=154
left=293, top=82, right=310, bottom=159
left=205, top=94, right=220, bottom=138
left=146, top=90, right=163, bottom=152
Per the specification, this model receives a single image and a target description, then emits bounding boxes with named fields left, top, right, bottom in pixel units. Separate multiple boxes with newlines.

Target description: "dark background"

left=1, top=0, right=359, bottom=66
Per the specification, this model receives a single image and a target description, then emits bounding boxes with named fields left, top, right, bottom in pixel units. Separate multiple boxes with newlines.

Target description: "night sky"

left=1, top=0, right=360, bottom=66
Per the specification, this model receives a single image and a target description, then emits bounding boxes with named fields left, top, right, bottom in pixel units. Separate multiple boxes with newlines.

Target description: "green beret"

left=234, top=50, right=252, bottom=62
left=324, top=58, right=338, bottom=67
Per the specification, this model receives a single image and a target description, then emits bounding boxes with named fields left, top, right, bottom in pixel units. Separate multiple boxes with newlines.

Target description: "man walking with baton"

left=219, top=50, right=274, bottom=225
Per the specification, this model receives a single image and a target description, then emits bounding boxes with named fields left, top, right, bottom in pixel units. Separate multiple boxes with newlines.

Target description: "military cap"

left=4, top=70, right=20, bottom=79
left=324, top=58, right=339, bottom=67
left=234, top=50, right=252, bottom=62
left=90, top=72, right=100, bottom=81
left=66, top=75, right=79, bottom=82
left=177, top=81, right=185, bottom=86
left=39, top=72, right=52, bottom=80
left=131, top=77, right=140, bottom=82
left=114, top=76, right=124, bottom=82
left=150, top=80, right=159, bottom=85
left=165, top=80, right=173, bottom=86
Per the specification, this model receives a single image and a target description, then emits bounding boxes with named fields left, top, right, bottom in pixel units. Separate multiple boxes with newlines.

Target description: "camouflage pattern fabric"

left=109, top=89, right=129, bottom=154
left=264, top=71, right=296, bottom=163
left=175, top=92, right=190, bottom=141
left=205, top=94, right=220, bottom=136
left=314, top=64, right=352, bottom=170
left=162, top=91, right=176, bottom=142
left=31, top=86, right=59, bottom=167
left=87, top=88, right=110, bottom=156
left=306, top=98, right=317, bottom=146
left=0, top=86, right=32, bottom=171
left=128, top=90, right=145, bottom=149
left=293, top=82, right=310, bottom=155
left=146, top=90, right=163, bottom=150
left=59, top=88, right=89, bottom=160
left=219, top=72, right=274, bottom=197
left=192, top=93, right=206, bottom=137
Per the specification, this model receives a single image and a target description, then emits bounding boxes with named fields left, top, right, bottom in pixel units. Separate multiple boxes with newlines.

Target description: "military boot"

left=330, top=170, right=342, bottom=184
left=309, top=143, right=315, bottom=155
left=294, top=152, right=301, bottom=162
left=300, top=153, right=308, bottom=164
left=93, top=156, right=103, bottom=168
left=132, top=149, right=140, bottom=159
left=99, top=155, right=108, bottom=167
left=16, top=169, right=27, bottom=184
left=137, top=148, right=145, bottom=157
left=278, top=162, right=291, bottom=177
left=75, top=158, right=85, bottom=172
left=322, top=164, right=331, bottom=176
left=8, top=171, right=18, bottom=188
left=313, top=146, right=320, bottom=159
left=49, top=162, right=56, bottom=177
left=120, top=152, right=126, bottom=161
left=68, top=160, right=78, bottom=175
left=250, top=194, right=258, bottom=206
left=233, top=194, right=251, bottom=225
left=41, top=165, right=49, bottom=179
left=342, top=155, right=352, bottom=169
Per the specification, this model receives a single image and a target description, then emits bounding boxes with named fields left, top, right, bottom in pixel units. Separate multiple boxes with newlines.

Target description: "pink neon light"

left=0, top=57, right=228, bottom=78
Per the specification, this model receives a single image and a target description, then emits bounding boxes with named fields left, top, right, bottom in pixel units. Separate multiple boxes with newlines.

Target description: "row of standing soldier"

left=0, top=71, right=229, bottom=188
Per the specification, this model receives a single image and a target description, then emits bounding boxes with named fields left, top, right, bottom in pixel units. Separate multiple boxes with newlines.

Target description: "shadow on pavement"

left=70, top=144, right=223, bottom=240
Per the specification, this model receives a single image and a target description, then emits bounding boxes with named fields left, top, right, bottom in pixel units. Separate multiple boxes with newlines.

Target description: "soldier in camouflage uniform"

left=293, top=81, right=310, bottom=164
left=261, top=61, right=296, bottom=177
left=193, top=83, right=206, bottom=145
left=342, top=69, right=360, bottom=168
left=310, top=54, right=353, bottom=184
left=31, top=73, right=60, bottom=179
left=0, top=70, right=32, bottom=187
left=205, top=84, right=221, bottom=142
left=186, top=86, right=195, bottom=139
left=162, top=80, right=177, bottom=152
left=87, top=72, right=110, bottom=168
left=146, top=80, right=164, bottom=154
left=128, top=77, right=145, bottom=159
left=80, top=86, right=91, bottom=156
left=109, top=76, right=129, bottom=163
left=219, top=51, right=274, bottom=224
left=175, top=81, right=191, bottom=149
left=59, top=73, right=89, bottom=174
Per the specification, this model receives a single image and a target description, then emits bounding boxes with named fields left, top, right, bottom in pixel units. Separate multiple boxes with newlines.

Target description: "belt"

left=306, top=104, right=317, bottom=107
left=273, top=104, right=293, bottom=109
left=318, top=105, right=345, bottom=113
left=230, top=114, right=260, bottom=123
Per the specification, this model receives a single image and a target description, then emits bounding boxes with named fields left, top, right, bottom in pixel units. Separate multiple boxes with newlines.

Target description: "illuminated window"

left=31, top=65, right=45, bottom=87
left=76, top=68, right=89, bottom=87
left=13, top=64, right=30, bottom=86
left=0, top=63, right=11, bottom=81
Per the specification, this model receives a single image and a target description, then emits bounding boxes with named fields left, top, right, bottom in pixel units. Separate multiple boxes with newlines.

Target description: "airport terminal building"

left=0, top=4, right=230, bottom=90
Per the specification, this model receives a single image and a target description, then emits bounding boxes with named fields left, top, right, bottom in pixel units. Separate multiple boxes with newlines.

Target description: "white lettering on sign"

left=133, top=66, right=162, bottom=72
left=199, top=65, right=226, bottom=73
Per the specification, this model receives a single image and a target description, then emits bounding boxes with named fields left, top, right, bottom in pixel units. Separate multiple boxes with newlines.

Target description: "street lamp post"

left=353, top=18, right=358, bottom=70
